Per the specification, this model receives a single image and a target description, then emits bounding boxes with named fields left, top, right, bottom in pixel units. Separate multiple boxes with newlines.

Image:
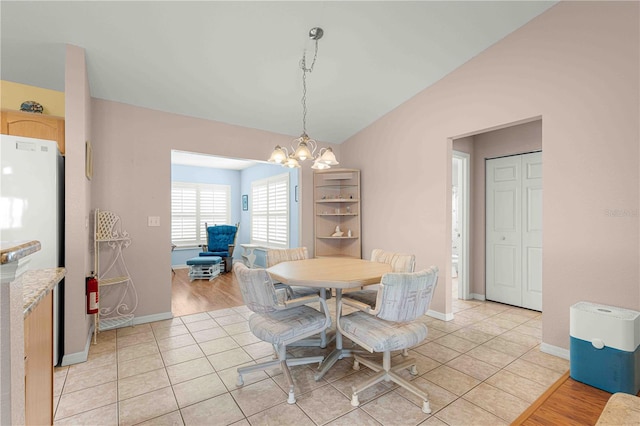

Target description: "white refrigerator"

left=0, top=134, right=64, bottom=365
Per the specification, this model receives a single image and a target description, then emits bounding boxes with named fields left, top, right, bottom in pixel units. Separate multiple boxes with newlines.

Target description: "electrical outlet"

left=148, top=216, right=160, bottom=227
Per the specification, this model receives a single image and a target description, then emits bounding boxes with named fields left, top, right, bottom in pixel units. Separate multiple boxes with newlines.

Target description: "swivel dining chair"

left=266, top=247, right=331, bottom=347
left=266, top=247, right=326, bottom=299
left=342, top=248, right=416, bottom=310
left=338, top=267, right=438, bottom=414
left=233, top=262, right=331, bottom=404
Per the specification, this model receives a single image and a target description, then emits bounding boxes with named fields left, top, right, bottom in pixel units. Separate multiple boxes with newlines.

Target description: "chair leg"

left=350, top=353, right=389, bottom=406
left=353, top=354, right=383, bottom=373
left=351, top=351, right=431, bottom=413
left=237, top=358, right=281, bottom=386
left=387, top=355, right=432, bottom=414
left=281, top=360, right=296, bottom=404
left=350, top=370, right=386, bottom=406
left=277, top=345, right=298, bottom=404
left=388, top=370, right=431, bottom=413
left=285, top=356, right=324, bottom=367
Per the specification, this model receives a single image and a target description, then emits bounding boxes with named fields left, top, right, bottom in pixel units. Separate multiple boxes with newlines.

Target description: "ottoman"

left=186, top=256, right=222, bottom=281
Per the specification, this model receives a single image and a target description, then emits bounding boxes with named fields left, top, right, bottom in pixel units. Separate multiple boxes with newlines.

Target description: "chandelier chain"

left=300, top=39, right=319, bottom=135
left=267, top=28, right=337, bottom=169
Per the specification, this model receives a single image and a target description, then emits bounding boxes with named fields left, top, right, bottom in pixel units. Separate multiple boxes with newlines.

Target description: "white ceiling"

left=1, top=1, right=556, bottom=144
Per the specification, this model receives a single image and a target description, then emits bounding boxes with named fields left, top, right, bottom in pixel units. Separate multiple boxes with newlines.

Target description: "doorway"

left=169, top=150, right=301, bottom=316
left=485, top=151, right=542, bottom=310
left=452, top=151, right=470, bottom=300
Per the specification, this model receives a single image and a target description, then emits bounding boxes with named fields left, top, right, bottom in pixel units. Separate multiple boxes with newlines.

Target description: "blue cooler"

left=570, top=302, right=640, bottom=395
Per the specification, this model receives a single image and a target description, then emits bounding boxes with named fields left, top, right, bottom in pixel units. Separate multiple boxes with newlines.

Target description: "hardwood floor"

left=171, top=267, right=244, bottom=317
left=513, top=371, right=631, bottom=426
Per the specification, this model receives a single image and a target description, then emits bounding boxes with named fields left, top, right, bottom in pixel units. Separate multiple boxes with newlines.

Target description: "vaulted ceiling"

left=1, top=1, right=556, bottom=144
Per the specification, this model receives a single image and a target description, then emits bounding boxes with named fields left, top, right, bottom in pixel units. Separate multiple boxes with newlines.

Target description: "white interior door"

left=486, top=155, right=522, bottom=306
left=486, top=152, right=542, bottom=310
left=521, top=153, right=543, bottom=310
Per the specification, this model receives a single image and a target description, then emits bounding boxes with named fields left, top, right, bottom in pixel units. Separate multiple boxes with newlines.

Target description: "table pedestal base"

left=313, top=289, right=367, bottom=380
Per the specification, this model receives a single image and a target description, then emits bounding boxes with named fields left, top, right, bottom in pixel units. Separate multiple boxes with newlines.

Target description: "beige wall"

left=341, top=1, right=639, bottom=350
left=90, top=99, right=341, bottom=319
left=63, top=45, right=94, bottom=361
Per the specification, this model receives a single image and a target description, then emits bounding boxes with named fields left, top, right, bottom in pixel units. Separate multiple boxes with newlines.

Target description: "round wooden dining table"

left=267, top=257, right=391, bottom=380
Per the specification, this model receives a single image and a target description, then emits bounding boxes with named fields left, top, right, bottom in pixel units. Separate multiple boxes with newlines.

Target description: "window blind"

left=251, top=173, right=289, bottom=248
left=171, top=182, right=230, bottom=246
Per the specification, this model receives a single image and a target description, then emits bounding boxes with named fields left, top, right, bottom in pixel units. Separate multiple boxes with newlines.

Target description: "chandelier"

left=268, top=27, right=339, bottom=170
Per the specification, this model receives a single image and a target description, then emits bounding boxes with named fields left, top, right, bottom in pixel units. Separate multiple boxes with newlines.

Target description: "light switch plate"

left=148, top=216, right=160, bottom=227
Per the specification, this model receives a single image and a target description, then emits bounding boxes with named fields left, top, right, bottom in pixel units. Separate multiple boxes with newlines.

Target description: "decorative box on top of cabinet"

left=314, top=169, right=361, bottom=259
left=1, top=109, right=65, bottom=154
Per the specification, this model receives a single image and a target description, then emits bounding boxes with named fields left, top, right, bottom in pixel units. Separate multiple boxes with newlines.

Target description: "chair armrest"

left=282, top=294, right=320, bottom=309
left=342, top=287, right=383, bottom=316
left=341, top=296, right=372, bottom=313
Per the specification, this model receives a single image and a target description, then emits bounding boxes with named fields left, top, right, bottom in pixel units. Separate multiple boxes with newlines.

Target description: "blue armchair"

left=200, top=223, right=238, bottom=273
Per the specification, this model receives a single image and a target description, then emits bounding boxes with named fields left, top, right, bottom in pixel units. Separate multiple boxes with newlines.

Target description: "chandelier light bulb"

left=294, top=138, right=313, bottom=161
left=268, top=145, right=287, bottom=164
left=319, top=148, right=339, bottom=165
left=312, top=159, right=330, bottom=170
left=284, top=156, right=301, bottom=168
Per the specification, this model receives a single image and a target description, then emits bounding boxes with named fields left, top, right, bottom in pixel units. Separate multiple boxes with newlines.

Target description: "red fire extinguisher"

left=86, top=274, right=99, bottom=314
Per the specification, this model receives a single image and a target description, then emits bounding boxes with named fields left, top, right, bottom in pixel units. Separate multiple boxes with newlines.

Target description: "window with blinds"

left=171, top=182, right=230, bottom=246
left=251, top=173, right=289, bottom=248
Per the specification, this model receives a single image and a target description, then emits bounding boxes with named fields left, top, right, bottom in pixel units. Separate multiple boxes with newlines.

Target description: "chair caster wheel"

left=287, top=390, right=296, bottom=404
left=410, top=365, right=418, bottom=376
left=422, top=401, right=431, bottom=414
left=353, top=360, right=360, bottom=371
left=351, top=393, right=359, bottom=407
left=236, top=375, right=244, bottom=387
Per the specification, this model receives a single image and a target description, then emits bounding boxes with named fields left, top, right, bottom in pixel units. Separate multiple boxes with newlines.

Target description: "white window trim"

left=171, top=181, right=231, bottom=247
left=250, top=173, right=289, bottom=248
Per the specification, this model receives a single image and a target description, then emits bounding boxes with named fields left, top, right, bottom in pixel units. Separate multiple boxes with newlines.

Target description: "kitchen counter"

left=1, top=240, right=64, bottom=426
left=22, top=268, right=65, bottom=317
left=0, top=241, right=41, bottom=265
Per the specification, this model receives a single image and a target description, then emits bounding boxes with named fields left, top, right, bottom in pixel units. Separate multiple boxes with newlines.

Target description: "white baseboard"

left=132, top=312, right=173, bottom=326
left=540, top=342, right=570, bottom=360
left=60, top=323, right=94, bottom=366
left=172, top=265, right=188, bottom=270
left=470, top=293, right=486, bottom=301
left=59, top=312, right=173, bottom=366
left=426, top=309, right=454, bottom=321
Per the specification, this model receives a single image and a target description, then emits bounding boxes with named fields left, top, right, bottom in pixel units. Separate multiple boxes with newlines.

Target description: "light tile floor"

left=53, top=298, right=568, bottom=425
